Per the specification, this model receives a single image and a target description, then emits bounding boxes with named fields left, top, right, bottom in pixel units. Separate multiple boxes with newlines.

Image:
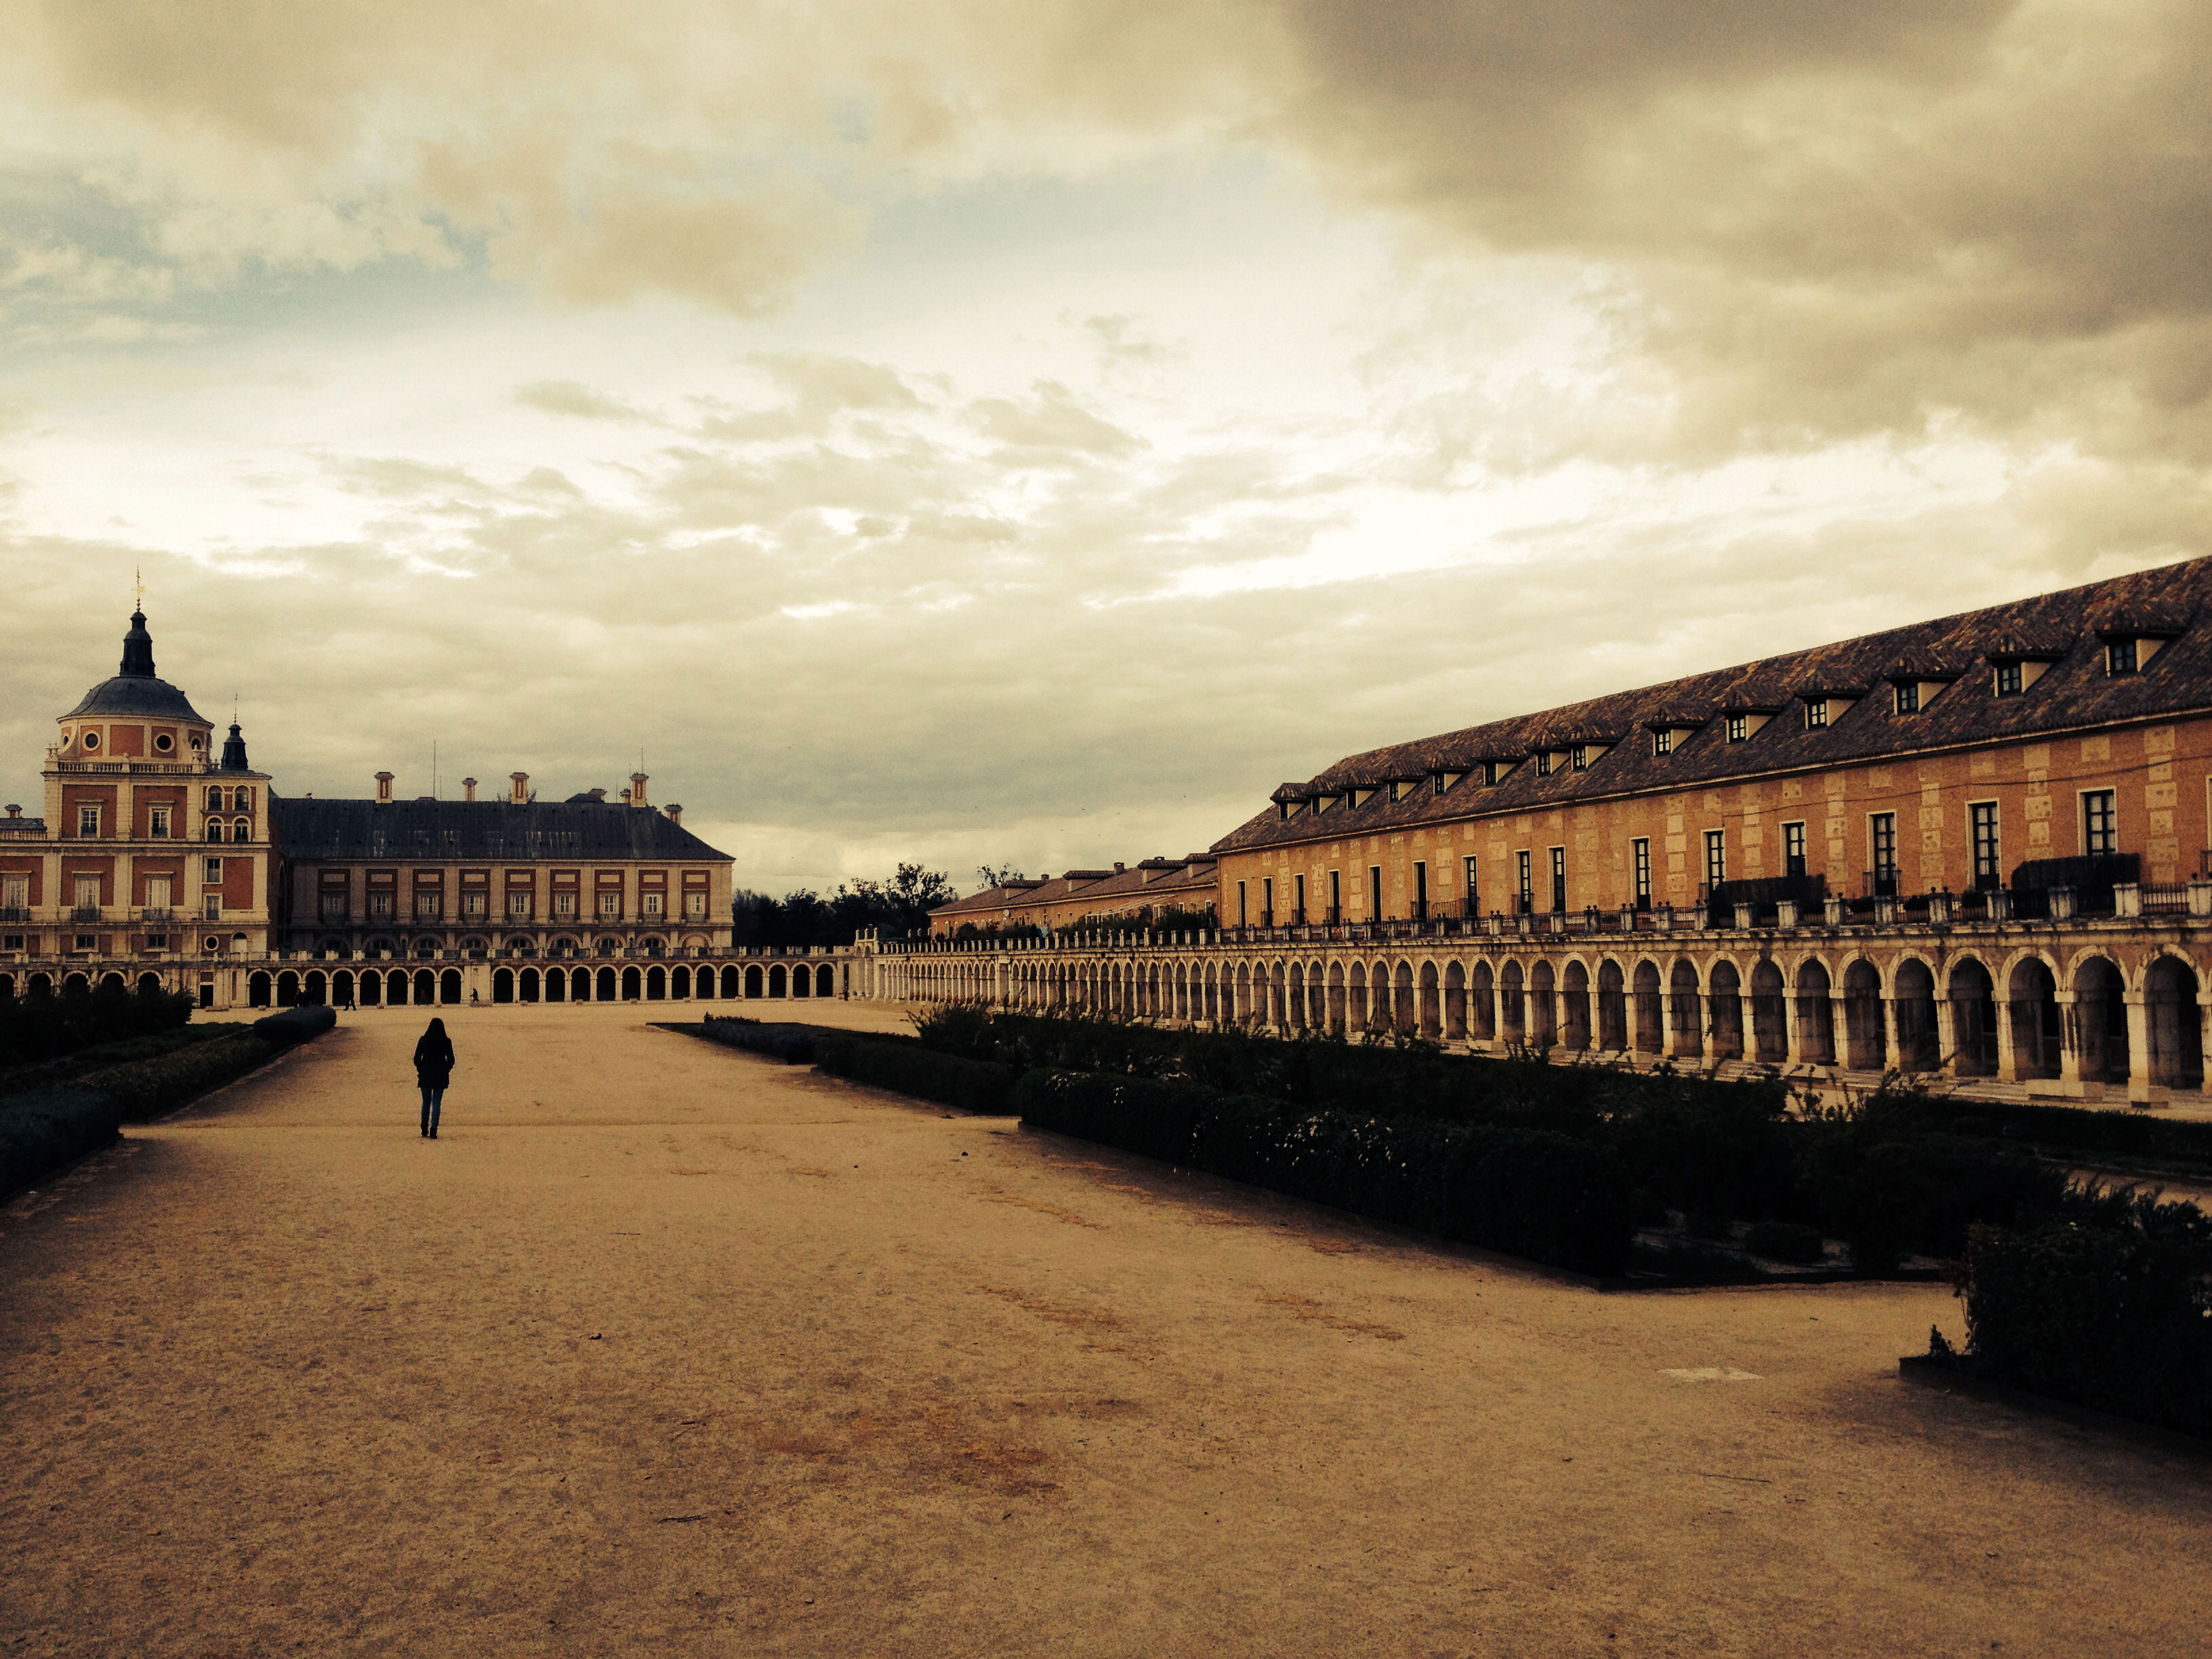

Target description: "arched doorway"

left=1326, top=963, right=1346, bottom=1034
left=745, top=964, right=764, bottom=998
left=647, top=966, right=666, bottom=1001
left=1894, top=960, right=1938, bottom=1071
left=1443, top=962, right=1467, bottom=1041
left=596, top=966, right=617, bottom=1001
left=1668, top=961, right=1702, bottom=1058
left=440, top=968, right=462, bottom=1004
left=1498, top=961, right=1525, bottom=1045
left=1842, top=960, right=1885, bottom=1070
left=276, top=970, right=299, bottom=1006
left=1527, top=960, right=1555, bottom=1047
left=1347, top=962, right=1367, bottom=1031
left=1393, top=962, right=1415, bottom=1034
left=493, top=968, right=514, bottom=1004
left=1796, top=960, right=1835, bottom=1065
left=1469, top=962, right=1496, bottom=1044
left=722, top=966, right=743, bottom=997
left=769, top=964, right=787, bottom=997
left=2145, top=956, right=2205, bottom=1090
left=671, top=966, right=690, bottom=999
left=1708, top=961, right=1743, bottom=1061
left=521, top=967, right=541, bottom=1003
left=248, top=970, right=272, bottom=1007
left=1948, top=960, right=1998, bottom=1077
left=1596, top=960, right=1626, bottom=1051
left=1750, top=960, right=1787, bottom=1063
left=2006, top=958, right=2060, bottom=1079
left=621, top=966, right=642, bottom=1000
left=792, top=963, right=811, bottom=999
left=1559, top=961, right=1590, bottom=1052
left=2072, top=957, right=2128, bottom=1084
left=1632, top=962, right=1662, bottom=1054
left=138, top=972, right=164, bottom=996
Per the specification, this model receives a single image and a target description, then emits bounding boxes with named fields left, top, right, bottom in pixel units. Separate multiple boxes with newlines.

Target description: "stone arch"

left=1469, top=960, right=1496, bottom=1043
left=1417, top=961, right=1441, bottom=1040
left=276, top=970, right=299, bottom=1006
left=493, top=968, right=515, bottom=1004
left=1326, top=962, right=1347, bottom=1035
left=1559, top=960, right=1591, bottom=1052
left=2144, top=953, right=2205, bottom=1090
left=1668, top=960, right=1702, bottom=1058
left=1271, top=960, right=1289, bottom=1029
left=1443, top=960, right=1467, bottom=1042
left=817, top=964, right=836, bottom=998
left=769, top=963, right=788, bottom=997
left=1841, top=959, right=1885, bottom=1070
left=247, top=970, right=272, bottom=1007
left=1947, top=958, right=1999, bottom=1078
left=1794, top=958, right=1835, bottom=1065
left=62, top=972, right=89, bottom=995
left=745, top=964, right=764, bottom=998
left=621, top=966, right=642, bottom=1001
left=596, top=966, right=617, bottom=1001
left=1631, top=960, right=1663, bottom=1054
left=2072, top=955, right=2130, bottom=1085
left=1286, top=960, right=1307, bottom=1031
left=1596, top=959, right=1627, bottom=1051
left=1347, top=961, right=1367, bottom=1031
left=1893, top=958, right=1939, bottom=1071
left=1707, top=959, right=1744, bottom=1061
left=1498, top=960, right=1525, bottom=1045
left=2005, top=955, right=2060, bottom=1080
left=569, top=966, right=590, bottom=1002
left=1528, top=960, right=1557, bottom=1047
left=647, top=965, right=667, bottom=1001
left=1749, top=959, right=1787, bottom=1063
left=792, top=962, right=812, bottom=999
left=520, top=967, right=541, bottom=1003
left=440, top=968, right=462, bottom=1004
left=1393, top=960, right=1415, bottom=1035
left=299, top=970, right=324, bottom=1004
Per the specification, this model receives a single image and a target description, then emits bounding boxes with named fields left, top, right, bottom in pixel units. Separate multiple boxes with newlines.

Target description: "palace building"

left=889, top=554, right=2212, bottom=1103
left=1, top=607, right=760, bottom=1010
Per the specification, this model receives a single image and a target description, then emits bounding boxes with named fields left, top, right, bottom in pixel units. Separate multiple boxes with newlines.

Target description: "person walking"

left=414, top=1017, right=454, bottom=1139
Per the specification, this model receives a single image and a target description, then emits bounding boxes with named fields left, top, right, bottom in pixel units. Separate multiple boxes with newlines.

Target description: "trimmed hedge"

left=812, top=1031, right=1019, bottom=1114
left=76, top=1032, right=282, bottom=1123
left=696, top=1017, right=819, bottom=1063
left=1016, top=1069, right=1634, bottom=1276
left=1948, top=1192, right=2212, bottom=1438
left=1910, top=1097, right=2212, bottom=1168
left=0, top=983, right=193, bottom=1069
left=0, top=1087, right=125, bottom=1197
left=253, top=1004, right=337, bottom=1045
left=0, top=1024, right=248, bottom=1097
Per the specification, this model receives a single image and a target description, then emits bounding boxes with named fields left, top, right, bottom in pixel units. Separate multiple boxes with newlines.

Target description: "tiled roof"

left=929, top=859, right=1218, bottom=924
left=270, top=797, right=734, bottom=861
left=1214, top=554, right=2212, bottom=855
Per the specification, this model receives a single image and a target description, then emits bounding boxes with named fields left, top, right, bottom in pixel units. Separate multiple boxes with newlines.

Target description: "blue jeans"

left=420, top=1087, right=444, bottom=1135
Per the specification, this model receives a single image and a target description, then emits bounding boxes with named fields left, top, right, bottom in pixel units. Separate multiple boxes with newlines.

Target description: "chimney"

left=630, top=771, right=649, bottom=806
left=4, top=804, right=18, bottom=819
left=663, top=803, right=682, bottom=825
left=510, top=771, right=529, bottom=804
left=462, top=777, right=478, bottom=802
left=375, top=771, right=394, bottom=804
left=587, top=787, right=607, bottom=802
left=619, top=787, right=632, bottom=805
left=1114, top=861, right=1125, bottom=873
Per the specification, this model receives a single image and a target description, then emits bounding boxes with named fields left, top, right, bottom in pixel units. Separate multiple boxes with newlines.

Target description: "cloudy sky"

left=3, top=2, right=2207, bottom=895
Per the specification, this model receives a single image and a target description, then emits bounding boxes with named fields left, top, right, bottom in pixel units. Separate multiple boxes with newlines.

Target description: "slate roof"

left=64, top=675, right=208, bottom=722
left=1213, top=553, right=2212, bottom=856
left=270, top=797, right=734, bottom=862
left=930, top=859, right=1218, bottom=925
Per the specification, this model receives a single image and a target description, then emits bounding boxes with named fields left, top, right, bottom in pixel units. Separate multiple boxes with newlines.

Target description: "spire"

left=119, top=607, right=155, bottom=678
left=220, top=722, right=250, bottom=772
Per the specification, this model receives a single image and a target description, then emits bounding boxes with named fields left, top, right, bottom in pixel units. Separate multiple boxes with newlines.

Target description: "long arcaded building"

left=878, top=556, right=2212, bottom=1102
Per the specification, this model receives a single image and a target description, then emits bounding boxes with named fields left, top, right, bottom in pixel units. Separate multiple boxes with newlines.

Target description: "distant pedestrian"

left=414, top=1017, right=454, bottom=1139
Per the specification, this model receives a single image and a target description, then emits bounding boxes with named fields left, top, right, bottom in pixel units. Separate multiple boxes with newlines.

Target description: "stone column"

left=2125, top=991, right=2156, bottom=1103
left=2055, top=991, right=2084, bottom=1092
left=1933, top=994, right=1961, bottom=1079
left=1996, top=994, right=2024, bottom=1083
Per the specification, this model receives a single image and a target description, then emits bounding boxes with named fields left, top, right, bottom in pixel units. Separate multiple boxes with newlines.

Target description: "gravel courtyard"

left=2, top=1003, right=2207, bottom=1657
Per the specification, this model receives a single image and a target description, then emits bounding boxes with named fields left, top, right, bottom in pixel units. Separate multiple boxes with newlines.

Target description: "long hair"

left=425, top=1017, right=447, bottom=1039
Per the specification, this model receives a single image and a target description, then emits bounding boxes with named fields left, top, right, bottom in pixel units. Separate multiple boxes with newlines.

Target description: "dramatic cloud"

left=2, top=0, right=2207, bottom=892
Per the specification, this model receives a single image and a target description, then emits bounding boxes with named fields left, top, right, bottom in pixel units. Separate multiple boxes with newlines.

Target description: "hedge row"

left=76, top=1032, right=283, bottom=1123
left=696, top=1017, right=820, bottom=1064
left=1910, top=1097, right=2212, bottom=1168
left=251, top=1004, right=337, bottom=1046
left=812, top=1031, right=1020, bottom=1115
left=1015, top=1069, right=1634, bottom=1276
left=0, top=1024, right=246, bottom=1098
left=0, top=1087, right=125, bottom=1198
left=0, top=983, right=194, bottom=1069
left=1948, top=1192, right=2212, bottom=1438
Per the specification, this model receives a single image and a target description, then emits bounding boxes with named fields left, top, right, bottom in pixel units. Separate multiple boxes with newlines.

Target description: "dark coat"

left=413, top=1029, right=455, bottom=1090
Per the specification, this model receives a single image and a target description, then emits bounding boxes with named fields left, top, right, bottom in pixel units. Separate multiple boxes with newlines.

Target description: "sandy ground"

left=2, top=1003, right=2208, bottom=1658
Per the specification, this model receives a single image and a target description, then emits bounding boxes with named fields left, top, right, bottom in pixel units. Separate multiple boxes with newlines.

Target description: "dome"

left=62, top=607, right=209, bottom=724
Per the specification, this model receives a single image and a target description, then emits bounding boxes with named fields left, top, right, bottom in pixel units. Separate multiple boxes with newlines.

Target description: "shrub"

left=0, top=1025, right=247, bottom=1097
left=77, top=1032, right=281, bottom=1123
left=1908, top=1097, right=2212, bottom=1168
left=0, top=981, right=193, bottom=1070
left=252, top=1004, right=337, bottom=1046
left=0, top=1087, right=124, bottom=1197
left=1950, top=1190, right=2212, bottom=1437
left=696, top=1017, right=819, bottom=1064
left=813, top=1031, right=1018, bottom=1113
left=1016, top=1068, right=1634, bottom=1276
left=1744, top=1221, right=1827, bottom=1264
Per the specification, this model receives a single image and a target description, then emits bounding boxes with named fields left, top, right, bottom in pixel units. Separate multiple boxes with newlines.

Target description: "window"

left=203, top=894, right=221, bottom=920
left=369, top=892, right=394, bottom=920
left=1237, top=880, right=1248, bottom=926
left=205, top=820, right=224, bottom=843
left=598, top=892, right=621, bottom=917
left=203, top=859, right=223, bottom=884
left=1411, top=863, right=1426, bottom=919
left=1549, top=847, right=1566, bottom=913
left=508, top=893, right=532, bottom=918
left=1480, top=761, right=1501, bottom=785
left=1570, top=745, right=1589, bottom=771
left=1653, top=729, right=1673, bottom=756
left=81, top=731, right=100, bottom=752
left=1970, top=802, right=2001, bottom=889
left=1631, top=838, right=1651, bottom=907
left=1783, top=821, right=1807, bottom=878
left=1431, top=773, right=1446, bottom=796
left=144, top=934, right=167, bottom=950
left=1893, top=682, right=1920, bottom=715
left=642, top=892, right=664, bottom=918
left=1259, top=878, right=1273, bottom=925
left=1994, top=661, right=2022, bottom=697
left=1462, top=855, right=1479, bottom=916
left=2, top=877, right=26, bottom=912
left=462, top=892, right=487, bottom=918
left=319, top=891, right=346, bottom=920
left=415, top=892, right=441, bottom=920
left=1515, top=850, right=1532, bottom=915
left=2106, top=638, right=2138, bottom=676
left=1725, top=714, right=1748, bottom=743
left=2083, top=790, right=2117, bottom=855
left=231, top=818, right=249, bottom=842
left=73, top=878, right=100, bottom=912
left=1293, top=873, right=1306, bottom=923
left=684, top=892, right=708, bottom=918
left=555, top=892, right=577, bottom=918
left=1804, top=699, right=1828, bottom=730
left=149, top=806, right=170, bottom=839
left=77, top=805, right=100, bottom=838
left=1368, top=866, right=1382, bottom=920
left=1328, top=869, right=1341, bottom=922
left=1704, top=829, right=1726, bottom=890
left=1535, top=752, right=1553, bottom=777
left=206, top=787, right=224, bottom=813
left=1870, top=812, right=1898, bottom=895
left=75, top=934, right=96, bottom=950
left=232, top=789, right=252, bottom=812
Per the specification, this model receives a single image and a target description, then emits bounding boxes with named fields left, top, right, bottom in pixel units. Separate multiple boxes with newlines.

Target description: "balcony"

left=0, top=907, right=28, bottom=924
left=140, top=907, right=173, bottom=922
left=70, top=905, right=102, bottom=922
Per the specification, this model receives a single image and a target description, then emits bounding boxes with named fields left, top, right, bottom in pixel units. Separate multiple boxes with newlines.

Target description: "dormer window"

left=1652, top=729, right=1673, bottom=756
left=1994, top=661, right=2022, bottom=697
left=2106, top=638, right=2138, bottom=676
left=1535, top=752, right=1553, bottom=777
left=1893, top=682, right=1921, bottom=716
left=1804, top=699, right=1828, bottom=729
left=1725, top=715, right=1747, bottom=743
left=1570, top=745, right=1589, bottom=771
left=1480, top=760, right=1502, bottom=785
